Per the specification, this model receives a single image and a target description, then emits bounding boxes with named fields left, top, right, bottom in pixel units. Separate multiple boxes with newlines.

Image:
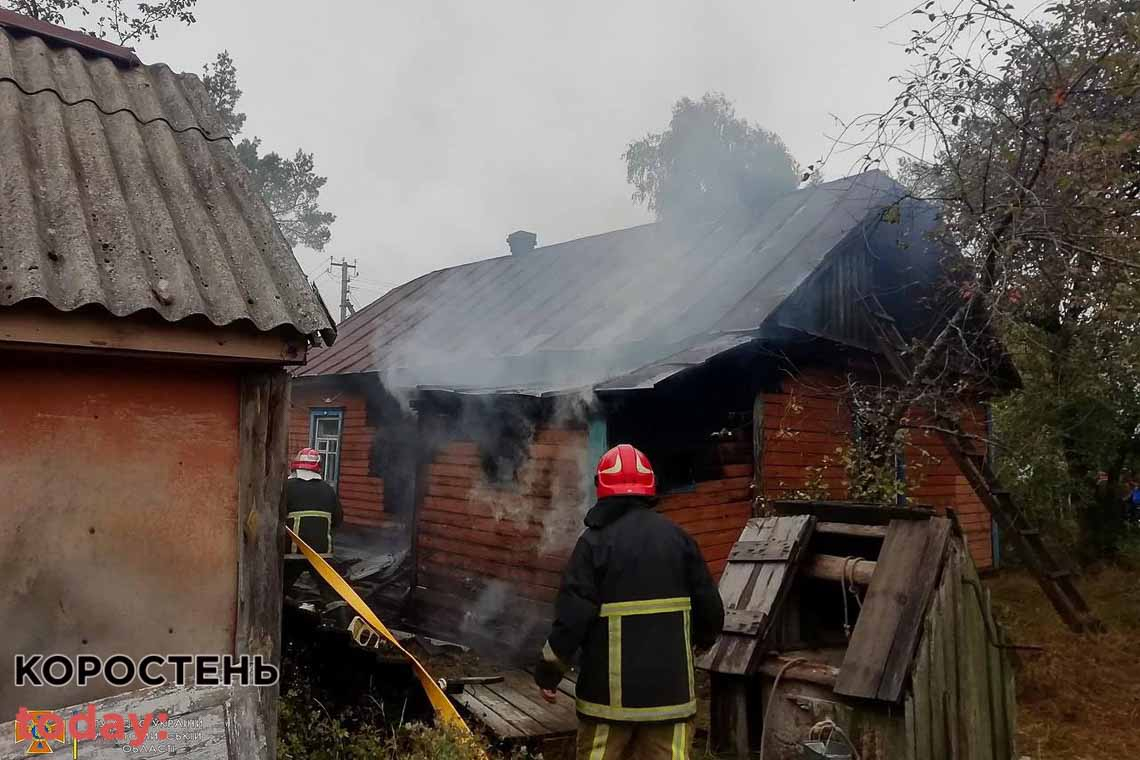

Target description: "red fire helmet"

left=291, top=447, right=322, bottom=472
left=595, top=444, right=656, bottom=499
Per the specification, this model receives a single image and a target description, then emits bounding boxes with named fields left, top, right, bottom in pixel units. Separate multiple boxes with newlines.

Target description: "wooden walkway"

left=453, top=669, right=579, bottom=743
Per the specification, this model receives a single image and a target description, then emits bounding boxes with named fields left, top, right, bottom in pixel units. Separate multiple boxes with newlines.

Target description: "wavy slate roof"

left=299, top=171, right=909, bottom=394
left=0, top=13, right=335, bottom=344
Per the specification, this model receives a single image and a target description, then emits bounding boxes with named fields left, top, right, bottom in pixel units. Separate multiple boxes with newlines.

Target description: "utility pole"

left=329, top=257, right=358, bottom=323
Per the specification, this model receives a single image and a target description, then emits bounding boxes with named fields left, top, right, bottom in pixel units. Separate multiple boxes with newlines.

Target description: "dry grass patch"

left=987, top=564, right=1140, bottom=759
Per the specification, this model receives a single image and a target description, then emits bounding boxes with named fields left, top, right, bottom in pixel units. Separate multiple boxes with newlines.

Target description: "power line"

left=354, top=276, right=400, bottom=289
left=352, top=282, right=393, bottom=295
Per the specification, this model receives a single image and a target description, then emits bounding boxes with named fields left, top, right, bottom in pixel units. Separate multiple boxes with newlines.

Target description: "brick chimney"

left=507, top=230, right=537, bottom=255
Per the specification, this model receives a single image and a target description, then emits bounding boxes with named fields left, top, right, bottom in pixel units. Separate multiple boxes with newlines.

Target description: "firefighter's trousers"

left=576, top=718, right=693, bottom=760
left=284, top=559, right=348, bottom=626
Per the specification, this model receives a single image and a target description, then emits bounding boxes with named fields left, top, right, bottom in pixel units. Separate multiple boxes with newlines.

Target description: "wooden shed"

left=0, top=10, right=334, bottom=758
left=702, top=503, right=1017, bottom=760
left=291, top=171, right=1016, bottom=660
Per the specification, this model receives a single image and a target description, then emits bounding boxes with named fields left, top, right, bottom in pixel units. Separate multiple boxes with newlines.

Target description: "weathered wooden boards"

left=697, top=515, right=816, bottom=675
left=903, top=541, right=1017, bottom=760
left=452, top=668, right=579, bottom=742
left=236, top=371, right=289, bottom=757
left=835, top=517, right=951, bottom=702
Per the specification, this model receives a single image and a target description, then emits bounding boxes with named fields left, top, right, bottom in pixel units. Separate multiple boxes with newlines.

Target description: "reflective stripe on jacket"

left=535, top=496, right=724, bottom=723
left=284, top=477, right=342, bottom=559
left=286, top=510, right=333, bottom=558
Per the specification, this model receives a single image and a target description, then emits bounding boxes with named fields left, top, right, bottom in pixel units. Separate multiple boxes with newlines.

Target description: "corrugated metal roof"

left=300, top=170, right=908, bottom=392
left=0, top=20, right=335, bottom=343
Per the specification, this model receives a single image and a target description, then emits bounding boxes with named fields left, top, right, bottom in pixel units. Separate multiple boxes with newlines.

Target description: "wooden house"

left=701, top=503, right=1017, bottom=759
left=293, top=170, right=1012, bottom=659
left=0, top=10, right=334, bottom=758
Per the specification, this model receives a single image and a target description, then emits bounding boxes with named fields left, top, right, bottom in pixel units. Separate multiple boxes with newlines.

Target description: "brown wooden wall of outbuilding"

left=0, top=352, right=240, bottom=716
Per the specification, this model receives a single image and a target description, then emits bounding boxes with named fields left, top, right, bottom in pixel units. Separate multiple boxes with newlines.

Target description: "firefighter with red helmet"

left=534, top=444, right=724, bottom=759
left=284, top=448, right=347, bottom=628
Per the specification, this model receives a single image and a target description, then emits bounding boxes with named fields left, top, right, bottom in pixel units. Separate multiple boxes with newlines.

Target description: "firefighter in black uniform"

left=534, top=444, right=725, bottom=760
left=284, top=448, right=349, bottom=629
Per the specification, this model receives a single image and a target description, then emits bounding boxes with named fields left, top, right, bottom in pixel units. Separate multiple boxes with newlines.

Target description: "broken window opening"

left=471, top=403, right=536, bottom=486
left=610, top=404, right=752, bottom=496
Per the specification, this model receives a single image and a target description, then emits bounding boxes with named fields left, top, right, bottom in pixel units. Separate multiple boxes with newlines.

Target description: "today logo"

left=13, top=705, right=171, bottom=755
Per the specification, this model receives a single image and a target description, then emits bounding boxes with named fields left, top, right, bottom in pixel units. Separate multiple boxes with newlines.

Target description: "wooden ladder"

left=861, top=298, right=1104, bottom=633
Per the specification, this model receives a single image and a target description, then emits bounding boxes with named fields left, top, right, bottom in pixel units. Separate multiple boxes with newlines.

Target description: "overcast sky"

left=137, top=0, right=922, bottom=314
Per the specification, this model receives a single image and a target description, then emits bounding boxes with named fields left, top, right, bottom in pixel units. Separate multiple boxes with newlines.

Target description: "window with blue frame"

left=309, top=409, right=344, bottom=486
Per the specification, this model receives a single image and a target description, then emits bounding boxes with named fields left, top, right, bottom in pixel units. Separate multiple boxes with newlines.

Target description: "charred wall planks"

left=416, top=427, right=589, bottom=602
left=410, top=422, right=757, bottom=656
left=408, top=425, right=590, bottom=659
left=657, top=441, right=754, bottom=579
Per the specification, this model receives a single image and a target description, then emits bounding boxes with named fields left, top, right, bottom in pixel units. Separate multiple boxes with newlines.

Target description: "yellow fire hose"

left=285, top=527, right=473, bottom=734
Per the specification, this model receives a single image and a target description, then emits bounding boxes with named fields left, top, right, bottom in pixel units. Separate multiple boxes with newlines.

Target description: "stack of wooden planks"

left=452, top=669, right=579, bottom=756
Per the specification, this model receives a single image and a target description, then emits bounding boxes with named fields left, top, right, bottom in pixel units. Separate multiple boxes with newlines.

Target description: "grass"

left=987, top=560, right=1140, bottom=760
left=277, top=681, right=540, bottom=760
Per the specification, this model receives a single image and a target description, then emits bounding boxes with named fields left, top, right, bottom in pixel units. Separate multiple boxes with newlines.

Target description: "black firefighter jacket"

left=284, top=477, right=343, bottom=558
left=535, top=496, right=725, bottom=723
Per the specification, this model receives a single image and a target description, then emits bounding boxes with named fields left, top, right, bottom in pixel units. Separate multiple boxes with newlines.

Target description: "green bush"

left=277, top=683, right=536, bottom=760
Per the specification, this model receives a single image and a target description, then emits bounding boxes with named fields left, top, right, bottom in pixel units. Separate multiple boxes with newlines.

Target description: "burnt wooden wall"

left=288, top=383, right=385, bottom=527
left=410, top=424, right=756, bottom=655
left=657, top=440, right=754, bottom=580
left=758, top=369, right=994, bottom=570
left=408, top=424, right=589, bottom=657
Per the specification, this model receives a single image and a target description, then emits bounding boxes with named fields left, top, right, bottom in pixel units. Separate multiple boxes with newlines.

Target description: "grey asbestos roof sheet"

left=0, top=21, right=334, bottom=343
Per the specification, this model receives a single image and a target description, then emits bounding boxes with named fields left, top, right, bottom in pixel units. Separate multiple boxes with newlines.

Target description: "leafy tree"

left=236, top=140, right=335, bottom=251
left=840, top=0, right=1140, bottom=558
left=200, top=50, right=245, bottom=135
left=624, top=92, right=800, bottom=222
left=3, top=0, right=196, bottom=44
left=203, top=52, right=336, bottom=252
